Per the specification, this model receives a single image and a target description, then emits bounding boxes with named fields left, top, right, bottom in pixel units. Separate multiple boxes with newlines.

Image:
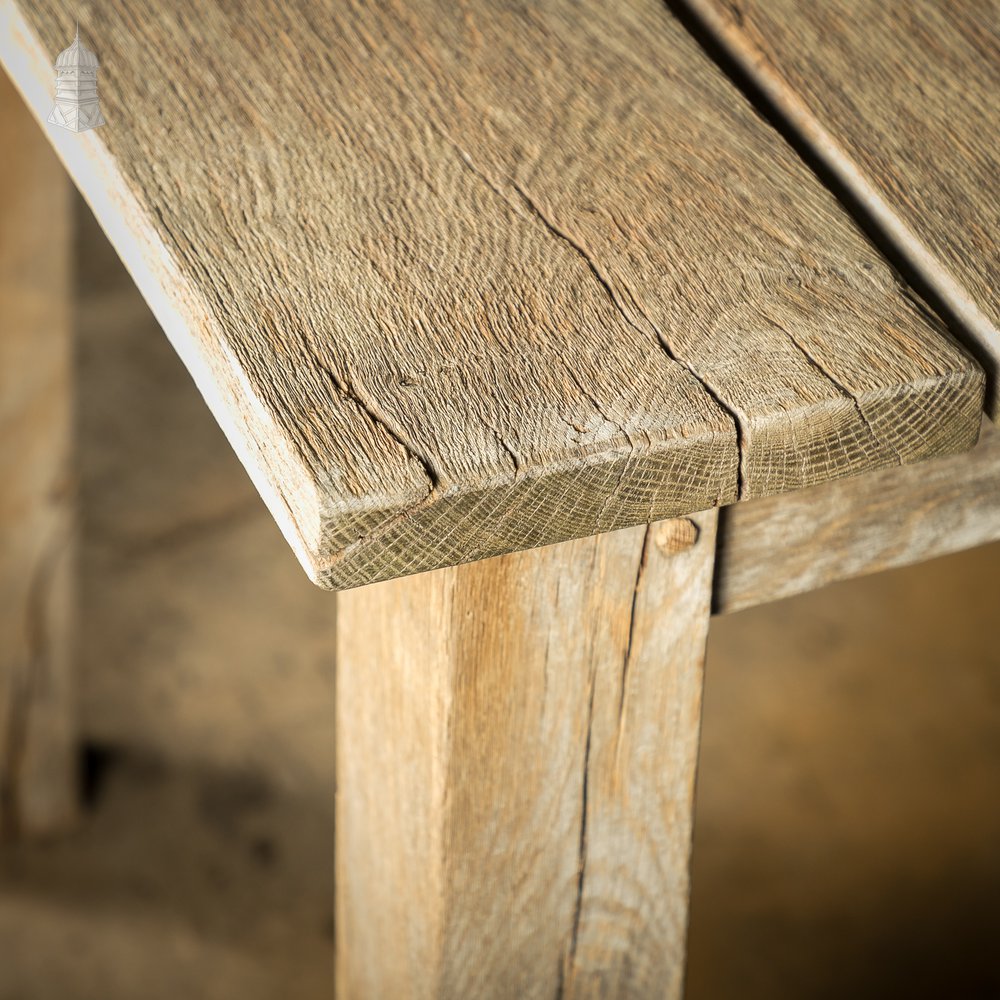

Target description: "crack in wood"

left=561, top=670, right=597, bottom=994
left=436, top=133, right=747, bottom=503
left=616, top=526, right=652, bottom=764
left=767, top=314, right=904, bottom=466
left=317, top=360, right=444, bottom=494
left=508, top=179, right=747, bottom=500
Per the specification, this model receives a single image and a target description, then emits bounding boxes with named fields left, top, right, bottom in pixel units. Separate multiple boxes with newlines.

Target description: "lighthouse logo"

left=48, top=24, right=106, bottom=133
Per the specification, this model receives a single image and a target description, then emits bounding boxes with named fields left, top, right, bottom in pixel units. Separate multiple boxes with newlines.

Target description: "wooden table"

left=1, top=0, right=996, bottom=995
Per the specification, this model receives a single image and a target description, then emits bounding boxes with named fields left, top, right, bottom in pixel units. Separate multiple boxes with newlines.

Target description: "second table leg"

left=0, top=72, right=77, bottom=838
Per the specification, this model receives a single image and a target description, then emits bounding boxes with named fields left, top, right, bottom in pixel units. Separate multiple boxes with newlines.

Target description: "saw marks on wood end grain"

left=3, top=0, right=986, bottom=588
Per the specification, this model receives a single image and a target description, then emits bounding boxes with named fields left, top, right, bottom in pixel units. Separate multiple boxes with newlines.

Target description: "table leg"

left=336, top=512, right=717, bottom=998
left=0, top=71, right=76, bottom=837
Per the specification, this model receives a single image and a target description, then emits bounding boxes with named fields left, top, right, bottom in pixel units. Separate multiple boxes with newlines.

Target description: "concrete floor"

left=1, top=200, right=998, bottom=999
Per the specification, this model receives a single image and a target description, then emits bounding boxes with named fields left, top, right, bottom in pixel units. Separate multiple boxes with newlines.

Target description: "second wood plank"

left=685, top=0, right=1000, bottom=412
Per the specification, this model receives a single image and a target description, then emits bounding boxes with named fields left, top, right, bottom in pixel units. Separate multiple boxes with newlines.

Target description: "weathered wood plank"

left=0, top=1, right=984, bottom=590
left=336, top=514, right=716, bottom=998
left=0, top=69, right=76, bottom=836
left=684, top=0, right=1000, bottom=413
left=715, top=419, right=1000, bottom=614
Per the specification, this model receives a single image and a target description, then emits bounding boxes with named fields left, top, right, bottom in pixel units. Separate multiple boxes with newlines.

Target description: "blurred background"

left=1, top=191, right=999, bottom=1000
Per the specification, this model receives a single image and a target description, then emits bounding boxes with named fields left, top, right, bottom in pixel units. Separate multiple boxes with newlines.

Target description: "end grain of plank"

left=1, top=1, right=985, bottom=589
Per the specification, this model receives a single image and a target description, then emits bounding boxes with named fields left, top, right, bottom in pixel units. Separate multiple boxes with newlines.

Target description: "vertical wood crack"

left=616, top=526, right=652, bottom=767
left=560, top=670, right=597, bottom=996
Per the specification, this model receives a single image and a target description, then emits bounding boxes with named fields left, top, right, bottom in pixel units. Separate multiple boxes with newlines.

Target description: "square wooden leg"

left=0, top=72, right=76, bottom=837
left=336, top=512, right=717, bottom=998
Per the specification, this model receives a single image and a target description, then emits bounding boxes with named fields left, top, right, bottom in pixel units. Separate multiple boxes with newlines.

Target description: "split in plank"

left=0, top=0, right=984, bottom=590
left=684, top=0, right=1000, bottom=413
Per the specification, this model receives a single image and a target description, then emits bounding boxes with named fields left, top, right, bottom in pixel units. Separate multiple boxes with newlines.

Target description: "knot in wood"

left=652, top=518, right=700, bottom=555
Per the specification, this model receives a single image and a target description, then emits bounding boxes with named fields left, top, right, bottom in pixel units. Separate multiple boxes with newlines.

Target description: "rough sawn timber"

left=685, top=0, right=1000, bottom=414
left=0, top=0, right=984, bottom=590
left=715, top=418, right=1000, bottom=614
left=336, top=514, right=716, bottom=998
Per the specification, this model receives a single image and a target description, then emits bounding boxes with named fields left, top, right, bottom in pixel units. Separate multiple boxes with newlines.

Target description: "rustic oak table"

left=2, top=0, right=997, bottom=996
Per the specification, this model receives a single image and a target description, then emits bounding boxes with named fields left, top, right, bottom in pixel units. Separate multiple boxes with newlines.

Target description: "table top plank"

left=0, top=0, right=984, bottom=588
left=687, top=0, right=1000, bottom=414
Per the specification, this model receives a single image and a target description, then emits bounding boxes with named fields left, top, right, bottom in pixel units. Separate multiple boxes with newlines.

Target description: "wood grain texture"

left=685, top=0, right=1000, bottom=413
left=715, top=419, right=1000, bottom=614
left=1, top=1, right=984, bottom=590
left=336, top=514, right=716, bottom=998
left=0, top=70, right=76, bottom=836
